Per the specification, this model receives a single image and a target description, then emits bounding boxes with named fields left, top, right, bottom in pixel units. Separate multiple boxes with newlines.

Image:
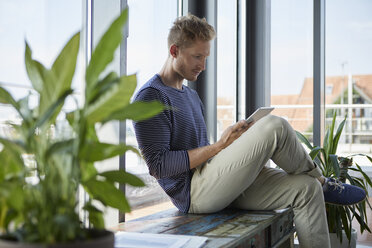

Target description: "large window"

left=0, top=0, right=83, bottom=129
left=125, top=0, right=178, bottom=220
left=216, top=0, right=237, bottom=138
left=271, top=0, right=314, bottom=139
left=325, top=0, right=372, bottom=164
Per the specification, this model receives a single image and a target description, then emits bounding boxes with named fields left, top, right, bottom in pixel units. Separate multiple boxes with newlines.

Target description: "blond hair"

left=168, top=14, right=216, bottom=49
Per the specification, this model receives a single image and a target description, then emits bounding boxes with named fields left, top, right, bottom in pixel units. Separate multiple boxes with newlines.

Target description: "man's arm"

left=188, top=120, right=252, bottom=169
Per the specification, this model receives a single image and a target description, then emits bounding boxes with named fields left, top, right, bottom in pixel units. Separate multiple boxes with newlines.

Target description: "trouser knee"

left=292, top=176, right=323, bottom=207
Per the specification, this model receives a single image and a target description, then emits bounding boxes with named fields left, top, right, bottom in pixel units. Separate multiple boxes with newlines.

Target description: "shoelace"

left=327, top=179, right=345, bottom=193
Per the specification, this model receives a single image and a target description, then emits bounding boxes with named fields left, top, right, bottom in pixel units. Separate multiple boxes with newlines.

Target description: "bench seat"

left=115, top=207, right=295, bottom=248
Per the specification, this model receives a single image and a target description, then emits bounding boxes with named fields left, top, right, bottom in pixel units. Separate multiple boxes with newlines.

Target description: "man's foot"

left=323, top=178, right=367, bottom=206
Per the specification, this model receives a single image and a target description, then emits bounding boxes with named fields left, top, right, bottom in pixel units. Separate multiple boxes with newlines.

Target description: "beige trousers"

left=189, top=115, right=331, bottom=248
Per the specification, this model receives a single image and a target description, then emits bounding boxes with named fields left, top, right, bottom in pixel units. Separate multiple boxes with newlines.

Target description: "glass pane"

left=0, top=0, right=83, bottom=133
left=125, top=0, right=178, bottom=220
left=326, top=0, right=372, bottom=162
left=217, top=0, right=237, bottom=139
left=271, top=0, right=314, bottom=141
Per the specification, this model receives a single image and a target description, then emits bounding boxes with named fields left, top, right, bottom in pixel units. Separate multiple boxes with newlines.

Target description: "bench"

left=115, top=207, right=295, bottom=248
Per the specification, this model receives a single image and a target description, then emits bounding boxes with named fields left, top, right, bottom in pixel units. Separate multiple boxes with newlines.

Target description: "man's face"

left=172, top=40, right=210, bottom=82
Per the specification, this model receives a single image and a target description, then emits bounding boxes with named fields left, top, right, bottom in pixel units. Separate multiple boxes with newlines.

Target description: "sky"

left=271, top=0, right=372, bottom=95
left=0, top=0, right=371, bottom=98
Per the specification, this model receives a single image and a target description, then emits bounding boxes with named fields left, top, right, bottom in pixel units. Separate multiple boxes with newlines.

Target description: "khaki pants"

left=189, top=115, right=331, bottom=248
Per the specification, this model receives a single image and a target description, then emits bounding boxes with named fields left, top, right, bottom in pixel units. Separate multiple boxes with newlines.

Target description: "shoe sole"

left=325, top=196, right=367, bottom=206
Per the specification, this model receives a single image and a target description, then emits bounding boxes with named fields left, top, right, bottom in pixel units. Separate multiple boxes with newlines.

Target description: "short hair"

left=168, top=14, right=216, bottom=49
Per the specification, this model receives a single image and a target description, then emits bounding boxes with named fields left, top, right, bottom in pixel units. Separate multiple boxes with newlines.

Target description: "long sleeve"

left=134, top=87, right=190, bottom=179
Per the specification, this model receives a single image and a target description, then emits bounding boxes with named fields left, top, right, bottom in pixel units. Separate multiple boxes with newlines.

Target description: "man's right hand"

left=187, top=120, right=253, bottom=170
left=216, top=120, right=253, bottom=150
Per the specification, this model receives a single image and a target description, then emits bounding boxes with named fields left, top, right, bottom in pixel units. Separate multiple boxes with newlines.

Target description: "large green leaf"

left=38, top=67, right=58, bottom=116
left=327, top=112, right=336, bottom=155
left=0, top=87, right=18, bottom=108
left=87, top=71, right=118, bottom=105
left=83, top=202, right=104, bottom=229
left=45, top=139, right=74, bottom=159
left=38, top=34, right=79, bottom=117
left=100, top=170, right=145, bottom=187
left=85, top=9, right=128, bottom=89
left=51, top=32, right=80, bottom=98
left=332, top=116, right=346, bottom=154
left=85, top=74, right=137, bottom=123
left=80, top=161, right=98, bottom=182
left=80, top=141, right=139, bottom=163
left=84, top=179, right=130, bottom=212
left=295, top=131, right=313, bottom=150
left=105, top=101, right=165, bottom=123
left=329, top=154, right=340, bottom=177
left=24, top=42, right=44, bottom=93
left=309, top=146, right=322, bottom=160
left=354, top=163, right=372, bottom=188
left=31, top=89, right=73, bottom=135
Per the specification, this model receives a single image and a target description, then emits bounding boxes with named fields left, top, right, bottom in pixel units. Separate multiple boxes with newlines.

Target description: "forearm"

left=187, top=142, right=223, bottom=169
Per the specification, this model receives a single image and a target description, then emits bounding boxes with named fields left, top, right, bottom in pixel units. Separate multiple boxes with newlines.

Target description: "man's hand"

left=187, top=120, right=253, bottom=169
left=216, top=120, right=253, bottom=150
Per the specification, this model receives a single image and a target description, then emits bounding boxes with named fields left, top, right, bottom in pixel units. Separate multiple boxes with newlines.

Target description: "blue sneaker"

left=323, top=178, right=367, bottom=206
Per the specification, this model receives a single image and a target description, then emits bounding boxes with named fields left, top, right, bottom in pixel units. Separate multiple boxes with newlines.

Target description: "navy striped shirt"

left=133, top=74, right=209, bottom=213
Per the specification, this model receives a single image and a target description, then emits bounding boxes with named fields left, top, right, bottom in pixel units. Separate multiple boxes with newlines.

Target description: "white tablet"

left=246, top=107, right=274, bottom=124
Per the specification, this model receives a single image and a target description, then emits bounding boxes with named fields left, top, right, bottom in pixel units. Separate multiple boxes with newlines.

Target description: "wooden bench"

left=115, top=207, right=295, bottom=248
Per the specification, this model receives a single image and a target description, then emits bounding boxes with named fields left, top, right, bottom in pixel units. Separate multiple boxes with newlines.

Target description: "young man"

left=133, top=14, right=366, bottom=248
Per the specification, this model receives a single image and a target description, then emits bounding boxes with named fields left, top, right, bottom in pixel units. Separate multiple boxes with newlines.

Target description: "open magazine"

left=115, top=232, right=208, bottom=248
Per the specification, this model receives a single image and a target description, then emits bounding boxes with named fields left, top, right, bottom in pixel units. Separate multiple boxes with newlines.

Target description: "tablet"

left=246, top=107, right=274, bottom=124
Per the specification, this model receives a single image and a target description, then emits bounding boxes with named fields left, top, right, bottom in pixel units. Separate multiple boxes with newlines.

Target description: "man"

left=133, top=14, right=366, bottom=248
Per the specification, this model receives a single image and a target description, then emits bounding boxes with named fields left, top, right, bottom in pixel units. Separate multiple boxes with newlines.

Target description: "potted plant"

left=0, top=8, right=164, bottom=247
left=296, top=112, right=372, bottom=247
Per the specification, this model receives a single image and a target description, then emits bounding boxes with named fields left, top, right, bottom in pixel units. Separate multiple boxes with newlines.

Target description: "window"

left=125, top=0, right=178, bottom=220
left=216, top=0, right=237, bottom=138
left=271, top=0, right=314, bottom=140
left=325, top=0, right=372, bottom=160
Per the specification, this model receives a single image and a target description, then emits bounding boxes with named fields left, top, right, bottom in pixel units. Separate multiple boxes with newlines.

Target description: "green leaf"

left=327, top=112, right=337, bottom=156
left=0, top=86, right=18, bottom=108
left=7, top=186, right=24, bottom=211
left=332, top=116, right=346, bottom=154
left=86, top=9, right=128, bottom=88
left=0, top=138, right=26, bottom=155
left=45, top=139, right=74, bottom=159
left=87, top=71, right=118, bottom=105
left=309, top=146, right=322, bottom=160
left=105, top=101, right=165, bottom=122
left=83, top=202, right=104, bottom=229
left=340, top=207, right=351, bottom=242
left=329, top=154, right=340, bottom=177
left=83, top=179, right=131, bottom=212
left=51, top=32, right=80, bottom=97
left=355, top=163, right=372, bottom=188
left=38, top=66, right=58, bottom=116
left=80, top=141, right=139, bottom=163
left=80, top=161, right=98, bottom=182
left=85, top=74, right=137, bottom=123
left=295, top=131, right=313, bottom=150
left=32, top=89, right=73, bottom=132
left=100, top=170, right=145, bottom=187
left=24, top=42, right=43, bottom=93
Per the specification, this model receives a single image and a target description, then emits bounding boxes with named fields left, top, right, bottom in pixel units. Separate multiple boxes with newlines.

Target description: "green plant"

left=0, top=9, right=164, bottom=244
left=296, top=112, right=372, bottom=243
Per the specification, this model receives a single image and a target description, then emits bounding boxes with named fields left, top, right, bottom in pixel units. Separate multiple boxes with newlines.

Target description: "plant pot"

left=0, top=229, right=114, bottom=248
left=329, top=228, right=357, bottom=248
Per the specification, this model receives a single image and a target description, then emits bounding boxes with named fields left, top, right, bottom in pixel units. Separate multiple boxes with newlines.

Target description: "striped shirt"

left=133, top=74, right=209, bottom=213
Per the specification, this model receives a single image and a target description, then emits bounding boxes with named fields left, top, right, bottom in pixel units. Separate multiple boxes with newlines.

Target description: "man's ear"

left=170, top=44, right=178, bottom=58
